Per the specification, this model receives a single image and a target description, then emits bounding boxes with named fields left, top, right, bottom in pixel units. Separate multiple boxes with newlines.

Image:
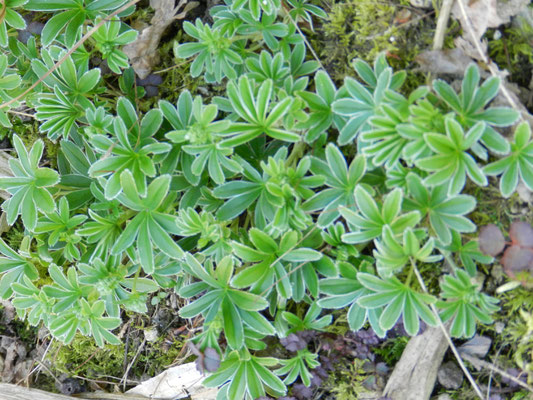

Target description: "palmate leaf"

left=76, top=208, right=123, bottom=261
left=282, top=302, right=331, bottom=333
left=332, top=54, right=406, bottom=146
left=437, top=269, right=499, bottom=338
left=357, top=272, right=438, bottom=336
left=34, top=197, right=87, bottom=261
left=374, top=226, right=442, bottom=278
left=35, top=87, right=86, bottom=140
left=416, top=118, right=487, bottom=195
left=31, top=52, right=101, bottom=104
left=230, top=228, right=321, bottom=299
left=49, top=309, right=84, bottom=344
left=220, top=76, right=299, bottom=147
left=303, top=143, right=366, bottom=228
left=0, top=238, right=39, bottom=299
left=214, top=149, right=322, bottom=231
left=175, top=19, right=243, bottom=82
left=26, top=0, right=131, bottom=47
left=340, top=185, right=421, bottom=244
left=432, top=64, right=519, bottom=157
left=484, top=122, right=533, bottom=198
left=0, top=0, right=28, bottom=47
left=318, top=261, right=386, bottom=337
left=111, top=171, right=185, bottom=274
left=77, top=255, right=157, bottom=317
left=403, top=173, right=477, bottom=246
left=179, top=254, right=271, bottom=350
left=79, top=298, right=121, bottom=348
left=43, top=264, right=92, bottom=313
left=12, top=276, right=54, bottom=326
left=92, top=16, right=137, bottom=74
left=438, top=231, right=493, bottom=277
left=89, top=104, right=170, bottom=200
left=203, top=349, right=286, bottom=399
left=0, top=135, right=60, bottom=231
left=244, top=50, right=290, bottom=86
left=275, top=348, right=320, bottom=387
left=166, top=96, right=240, bottom=185
left=362, top=102, right=410, bottom=169
left=235, top=10, right=289, bottom=51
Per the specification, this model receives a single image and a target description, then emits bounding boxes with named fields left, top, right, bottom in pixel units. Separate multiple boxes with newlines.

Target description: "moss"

left=48, top=330, right=186, bottom=384
left=500, top=291, right=533, bottom=379
left=316, top=0, right=400, bottom=81
left=488, top=20, right=533, bottom=88
left=156, top=32, right=211, bottom=103
left=325, top=358, right=375, bottom=399
left=132, top=336, right=185, bottom=377
left=49, top=334, right=125, bottom=379
left=313, top=0, right=436, bottom=85
left=4, top=223, right=25, bottom=250
left=12, top=120, right=60, bottom=170
left=373, top=335, right=409, bottom=366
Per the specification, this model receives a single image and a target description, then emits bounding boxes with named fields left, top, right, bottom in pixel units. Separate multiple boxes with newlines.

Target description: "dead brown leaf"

left=0, top=299, right=16, bottom=325
left=123, top=0, right=199, bottom=79
left=1, top=336, right=27, bottom=383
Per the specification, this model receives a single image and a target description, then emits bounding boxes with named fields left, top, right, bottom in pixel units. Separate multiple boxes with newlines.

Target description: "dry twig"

left=433, top=0, right=455, bottom=50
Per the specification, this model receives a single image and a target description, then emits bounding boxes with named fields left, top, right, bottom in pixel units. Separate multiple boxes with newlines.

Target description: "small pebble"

left=410, top=0, right=432, bottom=8
left=58, top=378, right=85, bottom=395
left=517, top=182, right=533, bottom=203
left=437, top=361, right=463, bottom=390
left=17, top=31, right=32, bottom=44
left=144, top=85, right=159, bottom=98
left=144, top=327, right=158, bottom=342
left=26, top=21, right=44, bottom=35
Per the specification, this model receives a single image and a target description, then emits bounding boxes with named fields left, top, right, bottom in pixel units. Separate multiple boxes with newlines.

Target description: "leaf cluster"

left=0, top=1, right=524, bottom=399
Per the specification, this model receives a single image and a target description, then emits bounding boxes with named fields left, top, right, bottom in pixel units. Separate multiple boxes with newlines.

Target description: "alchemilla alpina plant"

left=0, top=0, right=527, bottom=398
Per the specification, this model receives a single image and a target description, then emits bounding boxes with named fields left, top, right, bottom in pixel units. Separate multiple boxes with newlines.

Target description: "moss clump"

left=50, top=334, right=125, bottom=379
left=325, top=358, right=375, bottom=400
left=317, top=0, right=399, bottom=79
left=14, top=120, right=59, bottom=170
left=48, top=330, right=185, bottom=384
left=314, top=0, right=434, bottom=83
left=4, top=223, right=25, bottom=251
left=488, top=20, right=533, bottom=88
left=373, top=336, right=409, bottom=365
left=132, top=336, right=185, bottom=377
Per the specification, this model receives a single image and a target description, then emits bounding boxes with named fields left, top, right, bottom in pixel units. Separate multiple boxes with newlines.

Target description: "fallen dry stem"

left=459, top=351, right=533, bottom=393
left=433, top=0, right=455, bottom=50
left=121, top=338, right=146, bottom=392
left=454, top=0, right=521, bottom=111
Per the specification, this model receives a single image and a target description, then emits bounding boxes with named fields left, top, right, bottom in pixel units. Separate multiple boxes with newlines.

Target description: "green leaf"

left=222, top=297, right=244, bottom=349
